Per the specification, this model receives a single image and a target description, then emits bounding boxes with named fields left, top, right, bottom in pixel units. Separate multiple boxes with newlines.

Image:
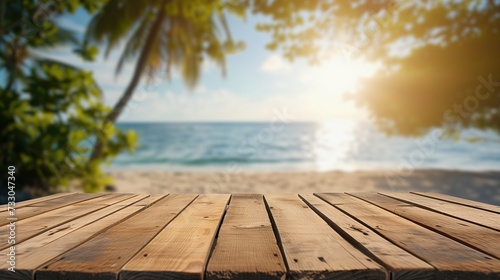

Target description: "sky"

left=46, top=8, right=380, bottom=123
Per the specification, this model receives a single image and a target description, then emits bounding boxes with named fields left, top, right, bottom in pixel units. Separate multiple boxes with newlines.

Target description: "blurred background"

left=1, top=0, right=499, bottom=204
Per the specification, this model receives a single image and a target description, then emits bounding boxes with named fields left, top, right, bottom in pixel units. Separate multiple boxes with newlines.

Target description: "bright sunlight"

left=303, top=55, right=379, bottom=97
left=297, top=54, right=380, bottom=120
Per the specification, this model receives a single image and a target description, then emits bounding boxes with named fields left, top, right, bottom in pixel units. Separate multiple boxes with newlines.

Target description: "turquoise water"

left=110, top=121, right=500, bottom=171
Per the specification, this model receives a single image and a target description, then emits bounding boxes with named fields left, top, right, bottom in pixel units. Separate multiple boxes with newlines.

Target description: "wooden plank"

left=28, top=193, right=107, bottom=207
left=3, top=195, right=149, bottom=257
left=73, top=193, right=137, bottom=205
left=411, top=192, right=500, bottom=214
left=300, top=194, right=435, bottom=280
left=206, top=194, right=286, bottom=280
left=36, top=194, right=198, bottom=280
left=129, top=194, right=167, bottom=207
left=0, top=193, right=77, bottom=210
left=317, top=193, right=500, bottom=279
left=0, top=202, right=150, bottom=280
left=0, top=194, right=137, bottom=250
left=0, top=194, right=149, bottom=277
left=0, top=193, right=109, bottom=226
left=380, top=192, right=500, bottom=231
left=352, top=193, right=500, bottom=259
left=265, top=194, right=386, bottom=280
left=120, top=194, right=230, bottom=280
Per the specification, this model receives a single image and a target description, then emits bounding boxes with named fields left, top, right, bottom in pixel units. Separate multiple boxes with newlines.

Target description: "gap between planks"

left=317, top=193, right=500, bottom=280
left=2, top=192, right=499, bottom=280
left=350, top=192, right=500, bottom=259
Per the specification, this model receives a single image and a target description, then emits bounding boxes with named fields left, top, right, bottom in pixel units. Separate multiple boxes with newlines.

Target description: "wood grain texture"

left=0, top=192, right=498, bottom=280
left=0, top=193, right=77, bottom=210
left=72, top=193, right=137, bottom=206
left=0, top=196, right=149, bottom=280
left=0, top=193, right=109, bottom=226
left=352, top=193, right=500, bottom=259
left=300, top=194, right=435, bottom=280
left=0, top=194, right=137, bottom=250
left=129, top=194, right=167, bottom=207
left=120, top=194, right=230, bottom=280
left=206, top=194, right=286, bottom=280
left=317, top=193, right=500, bottom=279
left=411, top=192, right=500, bottom=214
left=36, top=194, right=197, bottom=280
left=380, top=192, right=500, bottom=231
left=265, top=194, right=386, bottom=280
left=0, top=195, right=148, bottom=262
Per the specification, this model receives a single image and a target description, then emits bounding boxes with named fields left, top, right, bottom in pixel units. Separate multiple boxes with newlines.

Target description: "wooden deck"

left=1, top=192, right=499, bottom=280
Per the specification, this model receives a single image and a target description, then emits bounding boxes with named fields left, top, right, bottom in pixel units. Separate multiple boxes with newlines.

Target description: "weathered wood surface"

left=38, top=194, right=197, bottom=280
left=317, top=193, right=500, bottom=280
left=352, top=193, right=500, bottom=259
left=0, top=192, right=499, bottom=280
left=3, top=192, right=77, bottom=210
left=121, top=194, right=230, bottom=280
left=265, top=194, right=386, bottom=280
left=380, top=192, right=500, bottom=231
left=300, top=194, right=435, bottom=280
left=0, top=193, right=109, bottom=226
left=206, top=194, right=286, bottom=280
left=0, top=194, right=139, bottom=249
left=0, top=195, right=151, bottom=280
left=411, top=192, right=500, bottom=214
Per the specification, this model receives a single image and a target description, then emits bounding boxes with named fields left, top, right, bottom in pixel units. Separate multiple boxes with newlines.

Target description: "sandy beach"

left=108, top=169, right=500, bottom=205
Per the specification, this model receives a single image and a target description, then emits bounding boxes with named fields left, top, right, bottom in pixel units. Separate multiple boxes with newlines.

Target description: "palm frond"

left=86, top=0, right=153, bottom=58
left=86, top=0, right=238, bottom=91
left=116, top=17, right=151, bottom=75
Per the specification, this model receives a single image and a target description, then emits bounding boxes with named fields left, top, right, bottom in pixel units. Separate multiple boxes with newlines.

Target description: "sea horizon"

left=106, top=120, right=500, bottom=172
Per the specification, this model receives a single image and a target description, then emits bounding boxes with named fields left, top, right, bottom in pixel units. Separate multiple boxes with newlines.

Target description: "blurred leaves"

left=1, top=0, right=136, bottom=194
left=3, top=0, right=499, bottom=197
left=0, top=62, right=137, bottom=194
left=249, top=0, right=500, bottom=136
left=353, top=34, right=500, bottom=136
left=74, top=44, right=99, bottom=61
left=85, top=0, right=247, bottom=160
left=86, top=0, right=246, bottom=89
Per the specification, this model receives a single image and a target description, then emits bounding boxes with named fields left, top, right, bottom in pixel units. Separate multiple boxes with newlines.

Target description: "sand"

left=108, top=169, right=500, bottom=205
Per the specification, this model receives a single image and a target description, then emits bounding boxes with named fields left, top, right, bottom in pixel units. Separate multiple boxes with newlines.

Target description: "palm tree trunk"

left=89, top=7, right=166, bottom=161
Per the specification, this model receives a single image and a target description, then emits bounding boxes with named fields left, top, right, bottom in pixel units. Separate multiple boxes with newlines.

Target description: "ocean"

left=110, top=121, right=500, bottom=172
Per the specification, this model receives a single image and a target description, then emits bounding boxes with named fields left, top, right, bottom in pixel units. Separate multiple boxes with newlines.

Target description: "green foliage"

left=85, top=0, right=248, bottom=160
left=1, top=0, right=136, bottom=194
left=74, top=44, right=99, bottom=61
left=0, top=62, right=137, bottom=194
left=250, top=0, right=500, bottom=136
left=86, top=0, right=246, bottom=90
left=354, top=34, right=500, bottom=136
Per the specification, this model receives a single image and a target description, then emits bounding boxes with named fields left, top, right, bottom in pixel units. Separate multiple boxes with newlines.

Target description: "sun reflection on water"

left=312, top=120, right=359, bottom=171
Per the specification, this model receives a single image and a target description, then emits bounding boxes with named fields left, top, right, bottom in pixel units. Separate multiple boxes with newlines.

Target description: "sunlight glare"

left=312, top=119, right=359, bottom=171
left=296, top=55, right=380, bottom=120
left=303, top=55, right=379, bottom=98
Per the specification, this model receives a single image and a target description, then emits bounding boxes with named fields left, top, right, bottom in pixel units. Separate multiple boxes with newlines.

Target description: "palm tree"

left=86, top=0, right=244, bottom=160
